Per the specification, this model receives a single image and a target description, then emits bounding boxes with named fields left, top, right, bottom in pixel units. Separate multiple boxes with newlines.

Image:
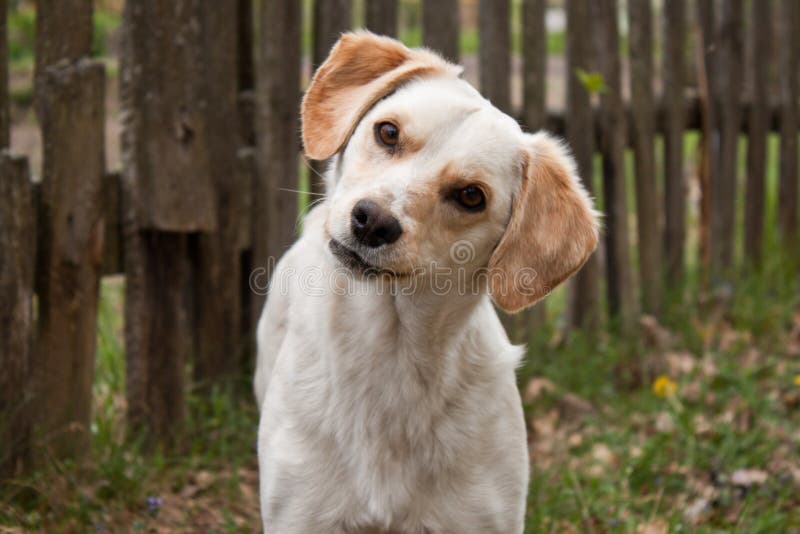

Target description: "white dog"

left=254, top=32, right=599, bottom=533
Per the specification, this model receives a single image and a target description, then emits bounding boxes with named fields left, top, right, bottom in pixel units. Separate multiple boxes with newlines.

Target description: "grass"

left=518, top=245, right=800, bottom=532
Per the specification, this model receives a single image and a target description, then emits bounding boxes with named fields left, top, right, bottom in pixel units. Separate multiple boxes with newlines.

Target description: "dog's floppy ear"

left=488, top=132, right=600, bottom=313
left=301, top=31, right=461, bottom=160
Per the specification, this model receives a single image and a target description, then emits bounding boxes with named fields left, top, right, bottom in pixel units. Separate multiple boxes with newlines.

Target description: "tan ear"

left=301, top=31, right=461, bottom=160
left=488, top=132, right=600, bottom=313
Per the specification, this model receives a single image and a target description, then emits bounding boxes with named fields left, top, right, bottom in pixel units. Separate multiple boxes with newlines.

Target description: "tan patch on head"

left=301, top=31, right=461, bottom=161
left=488, top=133, right=599, bottom=313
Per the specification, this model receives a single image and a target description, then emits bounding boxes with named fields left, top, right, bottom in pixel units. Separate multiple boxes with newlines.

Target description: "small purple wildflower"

left=609, top=518, right=620, bottom=527
left=94, top=523, right=105, bottom=533
left=146, top=496, right=163, bottom=516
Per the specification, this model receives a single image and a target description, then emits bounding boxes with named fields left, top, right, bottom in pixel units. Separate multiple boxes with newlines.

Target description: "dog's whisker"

left=295, top=195, right=328, bottom=230
left=301, top=155, right=329, bottom=184
left=277, top=187, right=326, bottom=197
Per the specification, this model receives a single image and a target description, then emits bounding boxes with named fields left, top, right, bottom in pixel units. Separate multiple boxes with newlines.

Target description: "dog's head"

left=303, top=31, right=599, bottom=313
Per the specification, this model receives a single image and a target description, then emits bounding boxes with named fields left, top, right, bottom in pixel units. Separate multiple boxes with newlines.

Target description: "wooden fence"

left=1, top=0, right=799, bottom=474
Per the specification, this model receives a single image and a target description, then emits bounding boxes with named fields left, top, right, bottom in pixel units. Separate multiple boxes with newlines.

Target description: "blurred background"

left=1, top=0, right=799, bottom=531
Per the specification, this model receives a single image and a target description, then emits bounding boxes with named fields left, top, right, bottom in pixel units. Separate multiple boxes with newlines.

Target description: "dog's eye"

left=455, top=185, right=486, bottom=212
left=375, top=122, right=399, bottom=148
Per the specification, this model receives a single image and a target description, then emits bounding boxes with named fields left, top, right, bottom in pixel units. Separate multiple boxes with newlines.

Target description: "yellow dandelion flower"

left=794, top=375, right=800, bottom=387
left=652, top=375, right=677, bottom=398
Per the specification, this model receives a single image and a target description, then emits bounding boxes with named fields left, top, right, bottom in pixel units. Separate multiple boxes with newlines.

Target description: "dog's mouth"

left=328, top=239, right=409, bottom=277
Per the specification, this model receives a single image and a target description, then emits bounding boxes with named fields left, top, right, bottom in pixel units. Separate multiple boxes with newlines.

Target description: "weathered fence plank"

left=522, top=0, right=546, bottom=132
left=238, top=0, right=254, bottom=94
left=365, top=0, right=398, bottom=37
left=33, top=0, right=92, bottom=106
left=422, top=0, right=459, bottom=62
left=192, top=0, right=248, bottom=385
left=696, top=0, right=717, bottom=273
left=120, top=1, right=202, bottom=444
left=254, top=0, right=302, bottom=322
left=565, top=0, right=600, bottom=328
left=778, top=0, right=798, bottom=243
left=121, top=1, right=217, bottom=233
left=479, top=0, right=511, bottom=114
left=0, top=154, right=34, bottom=477
left=0, top=0, right=8, bottom=148
left=313, top=0, right=352, bottom=70
left=102, top=172, right=123, bottom=275
left=744, top=0, right=771, bottom=263
left=238, top=0, right=256, bottom=146
left=311, top=0, right=353, bottom=196
left=35, top=60, right=105, bottom=459
left=663, top=0, right=686, bottom=284
left=592, top=0, right=637, bottom=330
left=519, top=0, right=548, bottom=333
left=712, top=0, right=743, bottom=274
left=123, top=229, right=190, bottom=445
left=629, top=0, right=661, bottom=314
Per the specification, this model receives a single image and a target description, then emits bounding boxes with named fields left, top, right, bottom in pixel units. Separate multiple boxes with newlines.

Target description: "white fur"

left=254, top=76, right=563, bottom=533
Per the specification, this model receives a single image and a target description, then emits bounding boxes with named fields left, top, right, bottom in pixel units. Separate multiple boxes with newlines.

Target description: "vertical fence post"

left=696, top=0, right=717, bottom=274
left=422, top=0, right=459, bottom=63
left=628, top=0, right=661, bottom=315
left=778, top=0, right=799, bottom=244
left=713, top=0, right=743, bottom=274
left=0, top=0, right=7, bottom=148
left=192, top=1, right=249, bottom=386
left=517, top=0, right=547, bottom=338
left=313, top=0, right=353, bottom=69
left=478, top=0, right=511, bottom=114
left=33, top=0, right=92, bottom=110
left=592, top=0, right=637, bottom=331
left=365, top=0, right=398, bottom=37
left=744, top=0, right=771, bottom=264
left=237, top=0, right=256, bottom=370
left=34, top=0, right=105, bottom=460
left=663, top=0, right=686, bottom=285
left=254, top=0, right=302, bottom=323
left=0, top=154, right=34, bottom=477
left=565, top=0, right=601, bottom=329
left=1, top=1, right=33, bottom=477
left=310, top=0, right=353, bottom=196
left=121, top=1, right=218, bottom=445
left=36, top=62, right=106, bottom=459
left=522, top=0, right=546, bottom=132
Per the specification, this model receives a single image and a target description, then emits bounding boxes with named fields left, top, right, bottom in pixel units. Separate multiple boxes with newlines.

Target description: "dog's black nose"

left=351, top=199, right=403, bottom=247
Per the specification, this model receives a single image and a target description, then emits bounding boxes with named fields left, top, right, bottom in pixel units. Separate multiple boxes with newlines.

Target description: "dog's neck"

left=324, top=269, right=494, bottom=388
